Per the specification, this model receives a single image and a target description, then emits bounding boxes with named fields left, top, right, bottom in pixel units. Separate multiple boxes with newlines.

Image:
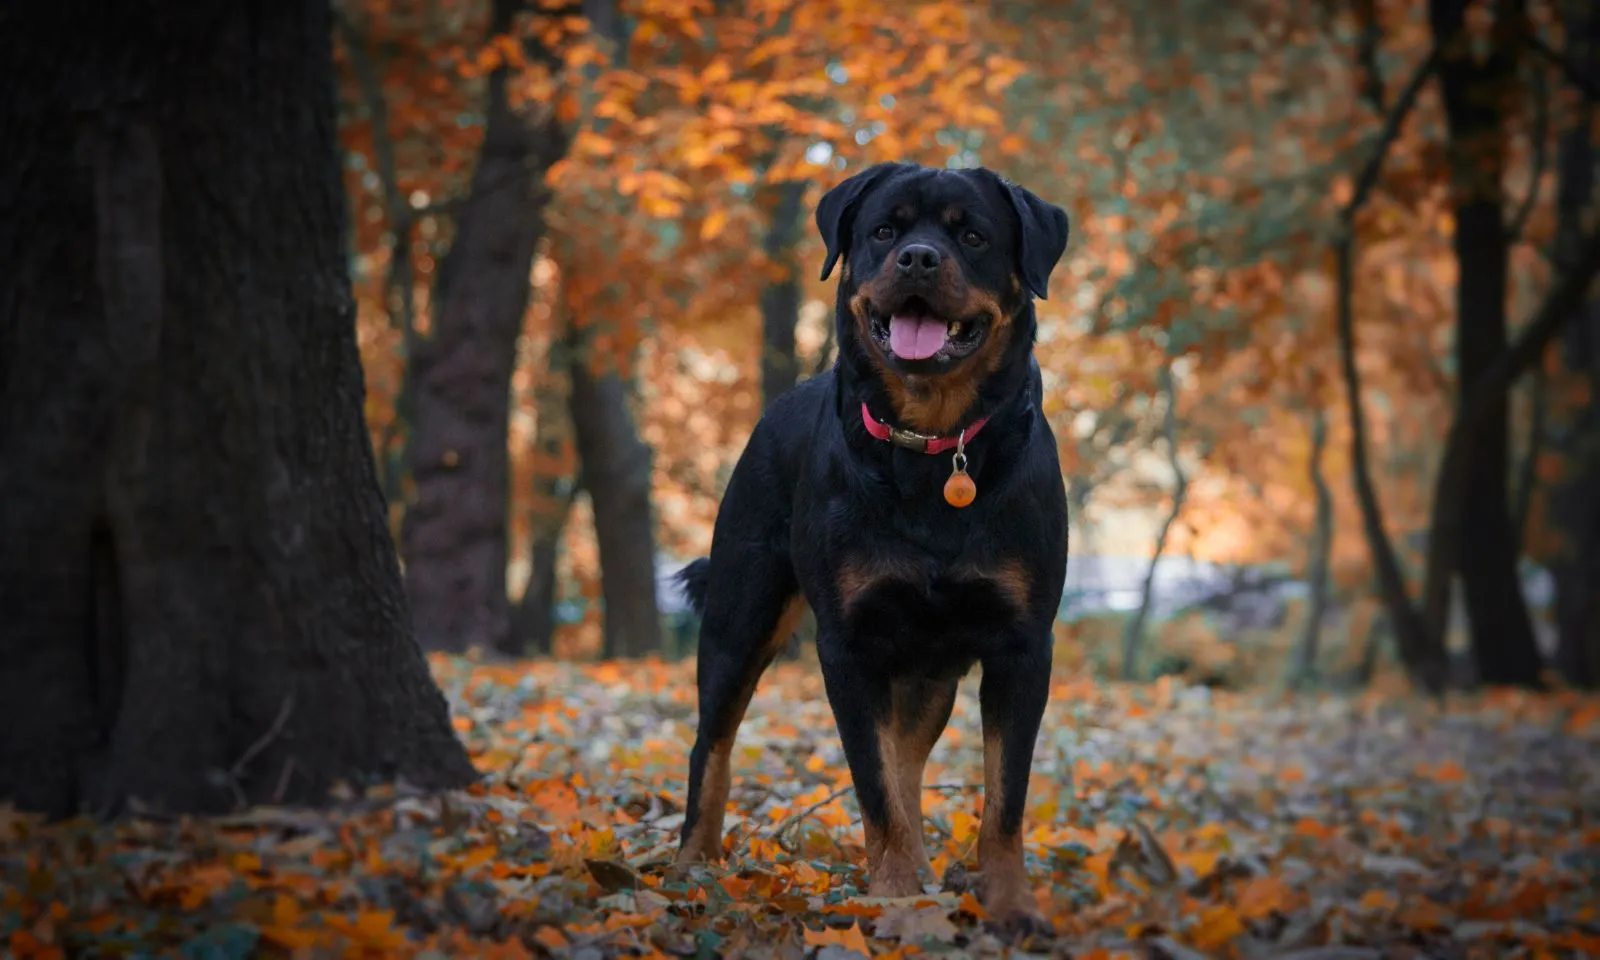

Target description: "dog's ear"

left=816, top=162, right=905, bottom=282
left=996, top=177, right=1070, bottom=300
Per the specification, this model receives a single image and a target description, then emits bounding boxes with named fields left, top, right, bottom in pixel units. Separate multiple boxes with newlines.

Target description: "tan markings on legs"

left=676, top=597, right=807, bottom=864
left=977, top=728, right=1041, bottom=922
left=867, top=679, right=956, bottom=897
left=678, top=742, right=733, bottom=861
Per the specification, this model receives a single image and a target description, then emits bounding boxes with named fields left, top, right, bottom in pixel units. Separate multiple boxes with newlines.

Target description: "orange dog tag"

left=944, top=435, right=976, bottom=508
left=944, top=468, right=976, bottom=508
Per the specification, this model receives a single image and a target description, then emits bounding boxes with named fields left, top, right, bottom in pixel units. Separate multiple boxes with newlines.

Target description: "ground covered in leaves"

left=4, top=657, right=1600, bottom=959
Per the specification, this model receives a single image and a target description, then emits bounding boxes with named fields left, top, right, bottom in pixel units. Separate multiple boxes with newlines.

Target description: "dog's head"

left=817, top=163, right=1069, bottom=433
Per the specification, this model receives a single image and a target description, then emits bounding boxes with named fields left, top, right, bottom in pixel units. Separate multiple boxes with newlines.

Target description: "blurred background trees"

left=331, top=0, right=1599, bottom=690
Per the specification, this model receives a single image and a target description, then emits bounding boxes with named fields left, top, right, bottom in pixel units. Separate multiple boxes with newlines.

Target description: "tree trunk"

left=1290, top=405, right=1334, bottom=688
left=399, top=0, right=566, bottom=653
left=510, top=496, right=572, bottom=658
left=1431, top=0, right=1542, bottom=687
left=1121, top=368, right=1187, bottom=681
left=1548, top=0, right=1600, bottom=687
left=0, top=0, right=477, bottom=817
left=570, top=356, right=663, bottom=658
left=761, top=181, right=808, bottom=411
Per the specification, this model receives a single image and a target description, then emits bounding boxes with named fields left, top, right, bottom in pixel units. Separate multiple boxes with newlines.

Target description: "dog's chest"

left=815, top=539, right=1033, bottom=673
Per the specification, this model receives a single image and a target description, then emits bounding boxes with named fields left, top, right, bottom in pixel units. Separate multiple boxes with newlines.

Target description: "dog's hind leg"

left=677, top=555, right=801, bottom=863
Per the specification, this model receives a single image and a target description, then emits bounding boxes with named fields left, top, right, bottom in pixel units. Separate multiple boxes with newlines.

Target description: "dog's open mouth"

left=867, top=296, right=986, bottom=364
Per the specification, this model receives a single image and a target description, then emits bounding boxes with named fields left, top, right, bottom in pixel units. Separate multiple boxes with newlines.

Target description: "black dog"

left=675, top=162, right=1070, bottom=932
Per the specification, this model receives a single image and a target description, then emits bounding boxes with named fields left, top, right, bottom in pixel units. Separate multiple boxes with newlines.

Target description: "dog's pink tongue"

left=888, top=315, right=947, bottom=360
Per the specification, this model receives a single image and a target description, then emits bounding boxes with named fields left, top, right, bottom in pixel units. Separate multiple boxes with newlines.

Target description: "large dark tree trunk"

left=570, top=355, right=663, bottom=658
left=0, top=0, right=477, bottom=817
left=1548, top=0, right=1600, bottom=688
left=400, top=0, right=566, bottom=653
left=1431, top=0, right=1543, bottom=687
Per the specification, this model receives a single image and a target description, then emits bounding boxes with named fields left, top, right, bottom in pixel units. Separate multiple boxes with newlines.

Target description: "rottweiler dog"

left=674, top=162, right=1070, bottom=934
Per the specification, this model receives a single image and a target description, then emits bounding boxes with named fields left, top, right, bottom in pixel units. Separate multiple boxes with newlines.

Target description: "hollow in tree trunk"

left=0, top=0, right=477, bottom=817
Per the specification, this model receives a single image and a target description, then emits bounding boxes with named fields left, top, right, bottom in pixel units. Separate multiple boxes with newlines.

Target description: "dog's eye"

left=961, top=229, right=986, bottom=248
left=872, top=224, right=895, bottom=242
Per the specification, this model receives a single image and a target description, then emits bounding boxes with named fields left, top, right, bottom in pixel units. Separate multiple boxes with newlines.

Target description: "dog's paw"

left=866, top=867, right=926, bottom=899
left=977, top=876, right=1054, bottom=946
left=987, top=907, right=1055, bottom=946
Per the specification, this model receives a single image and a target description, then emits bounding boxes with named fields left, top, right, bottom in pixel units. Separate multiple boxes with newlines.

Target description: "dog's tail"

left=675, top=557, right=711, bottom=616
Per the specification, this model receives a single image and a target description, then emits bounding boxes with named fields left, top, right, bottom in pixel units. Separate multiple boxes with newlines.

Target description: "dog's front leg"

left=976, top=644, right=1052, bottom=935
left=817, top=642, right=928, bottom=898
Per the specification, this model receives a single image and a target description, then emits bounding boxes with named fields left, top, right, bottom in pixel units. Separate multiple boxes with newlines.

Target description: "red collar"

left=860, top=401, right=989, bottom=454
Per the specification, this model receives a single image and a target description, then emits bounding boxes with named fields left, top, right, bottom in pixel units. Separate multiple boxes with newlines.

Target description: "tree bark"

left=510, top=490, right=573, bottom=658
left=1290, top=405, right=1334, bottom=689
left=1431, top=0, right=1542, bottom=687
left=400, top=0, right=567, bottom=653
left=0, top=0, right=477, bottom=816
left=1548, top=0, right=1600, bottom=687
left=761, top=180, right=808, bottom=411
left=550, top=0, right=662, bottom=659
left=1121, top=368, right=1187, bottom=681
left=570, top=356, right=663, bottom=658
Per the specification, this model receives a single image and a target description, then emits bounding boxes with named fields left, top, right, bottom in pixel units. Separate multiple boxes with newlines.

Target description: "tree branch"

left=1333, top=41, right=1453, bottom=695
left=1527, top=33, right=1600, bottom=101
left=1355, top=0, right=1387, bottom=114
left=1508, top=56, right=1550, bottom=244
left=1343, top=44, right=1446, bottom=224
left=1513, top=367, right=1547, bottom=545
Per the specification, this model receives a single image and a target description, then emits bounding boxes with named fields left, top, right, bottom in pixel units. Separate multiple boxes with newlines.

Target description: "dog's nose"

left=895, top=243, right=941, bottom=279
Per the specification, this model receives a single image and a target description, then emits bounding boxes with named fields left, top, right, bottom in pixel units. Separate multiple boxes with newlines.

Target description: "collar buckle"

left=887, top=425, right=935, bottom=452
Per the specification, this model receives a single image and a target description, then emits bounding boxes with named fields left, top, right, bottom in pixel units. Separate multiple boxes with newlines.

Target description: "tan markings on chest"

left=835, top=556, right=1032, bottom=614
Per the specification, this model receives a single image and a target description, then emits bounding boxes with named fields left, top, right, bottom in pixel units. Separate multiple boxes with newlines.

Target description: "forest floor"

left=4, top=655, right=1599, bottom=959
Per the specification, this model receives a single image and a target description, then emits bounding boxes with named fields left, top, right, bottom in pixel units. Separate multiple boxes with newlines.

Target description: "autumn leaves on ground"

left=5, top=656, right=1598, bottom=959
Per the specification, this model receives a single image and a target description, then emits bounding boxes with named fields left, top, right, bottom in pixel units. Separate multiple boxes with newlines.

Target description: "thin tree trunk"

left=761, top=180, right=808, bottom=411
left=1513, top=367, right=1547, bottom=545
left=1431, top=0, right=1541, bottom=687
left=1121, top=368, right=1187, bottom=681
left=1548, top=0, right=1600, bottom=687
left=510, top=484, right=575, bottom=658
left=400, top=0, right=567, bottom=653
left=553, top=0, right=661, bottom=659
left=0, top=0, right=476, bottom=816
left=1291, top=405, right=1334, bottom=689
left=506, top=334, right=580, bottom=659
left=571, top=357, right=663, bottom=657
left=1331, top=42, right=1452, bottom=695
